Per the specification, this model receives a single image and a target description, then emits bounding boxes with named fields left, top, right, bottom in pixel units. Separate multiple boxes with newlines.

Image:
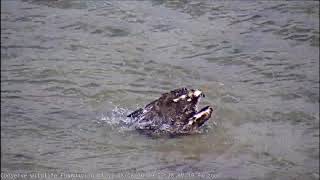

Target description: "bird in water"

left=127, top=88, right=216, bottom=137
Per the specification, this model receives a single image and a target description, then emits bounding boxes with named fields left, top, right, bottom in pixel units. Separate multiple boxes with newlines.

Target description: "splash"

left=98, top=106, right=137, bottom=132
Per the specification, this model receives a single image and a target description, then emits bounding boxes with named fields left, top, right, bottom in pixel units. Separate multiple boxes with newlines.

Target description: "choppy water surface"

left=1, top=0, right=319, bottom=179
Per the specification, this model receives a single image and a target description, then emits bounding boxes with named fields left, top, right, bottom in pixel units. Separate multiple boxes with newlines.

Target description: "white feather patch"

left=194, top=90, right=202, bottom=97
left=173, top=95, right=187, bottom=102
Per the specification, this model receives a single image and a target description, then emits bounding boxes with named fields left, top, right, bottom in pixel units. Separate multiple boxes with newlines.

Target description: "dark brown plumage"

left=127, top=88, right=215, bottom=137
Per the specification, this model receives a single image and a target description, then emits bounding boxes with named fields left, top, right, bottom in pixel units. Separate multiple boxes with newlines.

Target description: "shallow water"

left=1, top=0, right=319, bottom=179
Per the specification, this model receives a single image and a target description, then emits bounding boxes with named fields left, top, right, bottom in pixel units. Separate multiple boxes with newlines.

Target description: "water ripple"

left=1, top=0, right=318, bottom=179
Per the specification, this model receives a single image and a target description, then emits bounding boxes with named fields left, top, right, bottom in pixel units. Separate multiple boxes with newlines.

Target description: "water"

left=1, top=0, right=319, bottom=179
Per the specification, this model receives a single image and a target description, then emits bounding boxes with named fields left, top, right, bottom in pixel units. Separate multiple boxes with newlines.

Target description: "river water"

left=1, top=0, right=319, bottom=179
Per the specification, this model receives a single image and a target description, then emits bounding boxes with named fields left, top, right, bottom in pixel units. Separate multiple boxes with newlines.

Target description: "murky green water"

left=1, top=0, right=319, bottom=179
